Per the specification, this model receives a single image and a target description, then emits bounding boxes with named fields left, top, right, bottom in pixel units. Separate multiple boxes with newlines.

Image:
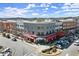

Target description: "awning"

left=22, top=32, right=37, bottom=39
left=45, top=33, right=56, bottom=41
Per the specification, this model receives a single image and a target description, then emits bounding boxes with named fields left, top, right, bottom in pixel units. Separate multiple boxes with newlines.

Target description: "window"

left=17, top=24, right=19, bottom=27
left=41, top=32, right=44, bottom=36
left=37, top=32, right=40, bottom=36
left=49, top=31, right=51, bottom=34
left=32, top=31, right=34, bottom=34
left=20, top=25, right=24, bottom=27
left=37, top=26, right=40, bottom=29
left=47, top=27, right=49, bottom=29
left=37, top=26, right=44, bottom=30
left=46, top=32, right=49, bottom=35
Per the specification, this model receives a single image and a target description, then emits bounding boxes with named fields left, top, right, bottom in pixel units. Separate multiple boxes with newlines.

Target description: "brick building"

left=59, top=19, right=77, bottom=30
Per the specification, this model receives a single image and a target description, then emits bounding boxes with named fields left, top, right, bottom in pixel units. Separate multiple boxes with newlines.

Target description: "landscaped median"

left=40, top=46, right=62, bottom=56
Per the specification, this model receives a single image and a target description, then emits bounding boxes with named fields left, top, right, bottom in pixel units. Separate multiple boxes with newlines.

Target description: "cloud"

left=40, top=3, right=50, bottom=7
left=42, top=7, right=49, bottom=11
left=45, top=8, right=48, bottom=10
left=32, top=13, right=39, bottom=16
left=0, top=7, right=28, bottom=17
left=55, top=3, right=79, bottom=14
left=51, top=5, right=57, bottom=8
left=41, top=14, right=47, bottom=16
left=24, top=3, right=35, bottom=9
left=62, top=3, right=79, bottom=10
left=0, top=3, right=79, bottom=18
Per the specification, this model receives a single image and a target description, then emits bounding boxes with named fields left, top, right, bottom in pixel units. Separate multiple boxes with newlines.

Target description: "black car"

left=6, top=34, right=11, bottom=39
left=55, top=39, right=70, bottom=49
left=75, top=34, right=79, bottom=38
left=2, top=32, right=6, bottom=37
left=12, top=38, right=17, bottom=41
left=64, top=36, right=74, bottom=43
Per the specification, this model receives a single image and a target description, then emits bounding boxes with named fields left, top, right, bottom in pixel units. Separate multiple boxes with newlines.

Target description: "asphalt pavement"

left=0, top=35, right=40, bottom=56
left=0, top=34, right=79, bottom=56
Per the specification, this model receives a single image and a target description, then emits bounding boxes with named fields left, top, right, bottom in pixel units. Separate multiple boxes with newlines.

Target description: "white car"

left=75, top=40, right=79, bottom=43
left=74, top=40, right=79, bottom=46
left=1, top=48, right=12, bottom=56
left=3, top=52, right=12, bottom=56
left=1, top=48, right=11, bottom=53
left=36, top=37, right=46, bottom=40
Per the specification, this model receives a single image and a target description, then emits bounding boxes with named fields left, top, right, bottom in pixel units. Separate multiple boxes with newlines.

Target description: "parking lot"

left=58, top=39, right=79, bottom=56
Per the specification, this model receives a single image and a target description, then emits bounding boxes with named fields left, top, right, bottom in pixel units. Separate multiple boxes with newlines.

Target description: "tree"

left=2, top=32, right=6, bottom=37
left=0, top=46, right=3, bottom=49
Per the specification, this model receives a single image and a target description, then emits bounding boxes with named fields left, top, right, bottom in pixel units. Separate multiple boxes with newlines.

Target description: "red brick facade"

left=0, top=21, right=16, bottom=33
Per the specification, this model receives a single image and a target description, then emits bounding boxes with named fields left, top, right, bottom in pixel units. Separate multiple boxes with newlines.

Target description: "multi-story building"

left=76, top=18, right=79, bottom=30
left=59, top=19, right=76, bottom=30
left=23, top=19, right=57, bottom=36
left=0, top=20, right=3, bottom=32
left=0, top=19, right=63, bottom=37
left=55, top=20, right=62, bottom=32
left=6, top=20, right=17, bottom=34
left=16, top=20, right=25, bottom=35
left=0, top=20, right=16, bottom=34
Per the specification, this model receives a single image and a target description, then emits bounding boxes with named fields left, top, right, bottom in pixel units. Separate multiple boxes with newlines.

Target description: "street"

left=1, top=33, right=79, bottom=56
left=0, top=35, right=40, bottom=56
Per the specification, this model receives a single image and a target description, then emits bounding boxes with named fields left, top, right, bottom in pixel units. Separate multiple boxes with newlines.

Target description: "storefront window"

left=37, top=32, right=39, bottom=35
left=49, top=31, right=51, bottom=34
left=32, top=31, right=34, bottom=34
left=37, top=26, right=45, bottom=30
left=41, top=32, right=44, bottom=36
left=46, top=32, right=49, bottom=35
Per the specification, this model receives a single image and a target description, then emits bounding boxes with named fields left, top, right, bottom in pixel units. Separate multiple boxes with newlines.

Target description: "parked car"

left=74, top=43, right=79, bottom=46
left=66, top=36, right=74, bottom=43
left=75, top=34, right=79, bottom=38
left=2, top=32, right=6, bottom=37
left=6, top=34, right=11, bottom=39
left=35, top=37, right=46, bottom=45
left=62, top=41, right=70, bottom=48
left=55, top=39, right=70, bottom=49
left=12, top=38, right=17, bottom=41
left=56, top=44, right=62, bottom=49
left=75, top=40, right=79, bottom=43
left=1, top=48, right=11, bottom=53
left=1, top=48, right=12, bottom=56
left=73, top=36, right=78, bottom=40
left=3, top=52, right=12, bottom=56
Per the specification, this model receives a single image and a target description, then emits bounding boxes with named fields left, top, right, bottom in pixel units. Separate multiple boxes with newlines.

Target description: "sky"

left=0, top=3, right=79, bottom=18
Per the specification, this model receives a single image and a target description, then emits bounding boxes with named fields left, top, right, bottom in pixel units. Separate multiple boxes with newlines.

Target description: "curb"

left=23, top=41, right=38, bottom=49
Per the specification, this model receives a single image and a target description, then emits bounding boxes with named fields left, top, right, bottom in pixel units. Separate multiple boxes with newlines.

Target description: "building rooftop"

left=23, top=19, right=56, bottom=24
left=59, top=19, right=74, bottom=22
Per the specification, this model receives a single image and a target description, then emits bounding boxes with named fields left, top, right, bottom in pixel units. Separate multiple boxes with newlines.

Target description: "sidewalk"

left=22, top=40, right=50, bottom=52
